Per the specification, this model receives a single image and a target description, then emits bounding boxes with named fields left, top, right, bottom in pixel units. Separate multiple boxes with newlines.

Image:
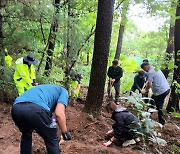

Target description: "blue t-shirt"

left=14, top=84, right=69, bottom=112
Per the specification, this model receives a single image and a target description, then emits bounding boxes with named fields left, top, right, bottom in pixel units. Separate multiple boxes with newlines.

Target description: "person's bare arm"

left=145, top=81, right=152, bottom=91
left=55, top=103, right=67, bottom=133
left=142, top=81, right=152, bottom=94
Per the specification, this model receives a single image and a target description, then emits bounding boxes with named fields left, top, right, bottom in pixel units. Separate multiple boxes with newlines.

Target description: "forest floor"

left=0, top=89, right=180, bottom=154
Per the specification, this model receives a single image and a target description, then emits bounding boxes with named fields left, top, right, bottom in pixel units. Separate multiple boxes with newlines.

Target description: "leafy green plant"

left=171, top=107, right=180, bottom=118
left=0, top=66, right=18, bottom=103
left=127, top=92, right=167, bottom=152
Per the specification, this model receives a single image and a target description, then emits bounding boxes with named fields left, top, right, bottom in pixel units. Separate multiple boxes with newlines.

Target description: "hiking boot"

left=122, top=139, right=136, bottom=147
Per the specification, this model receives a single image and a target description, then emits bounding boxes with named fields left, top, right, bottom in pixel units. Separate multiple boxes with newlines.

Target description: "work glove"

left=62, top=131, right=71, bottom=140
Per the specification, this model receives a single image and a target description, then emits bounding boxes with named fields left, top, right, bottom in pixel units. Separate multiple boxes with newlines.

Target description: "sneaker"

left=122, top=139, right=136, bottom=147
left=148, top=108, right=157, bottom=113
left=135, top=138, right=140, bottom=142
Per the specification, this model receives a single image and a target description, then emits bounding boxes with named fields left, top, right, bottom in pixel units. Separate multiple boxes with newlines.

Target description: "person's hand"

left=141, top=89, right=149, bottom=94
left=35, top=82, right=38, bottom=86
left=106, top=130, right=113, bottom=135
left=110, top=78, right=115, bottom=84
left=59, top=135, right=65, bottom=144
left=32, top=82, right=38, bottom=86
left=102, top=140, right=112, bottom=147
left=62, top=131, right=71, bottom=140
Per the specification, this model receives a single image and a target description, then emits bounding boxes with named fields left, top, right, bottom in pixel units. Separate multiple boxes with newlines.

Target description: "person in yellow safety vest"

left=5, top=49, right=13, bottom=67
left=14, top=53, right=38, bottom=95
left=70, top=73, right=83, bottom=98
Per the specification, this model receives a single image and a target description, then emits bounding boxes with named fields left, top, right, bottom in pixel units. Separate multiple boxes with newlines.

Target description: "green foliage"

left=0, top=0, right=176, bottom=109
left=0, top=66, right=17, bottom=103
left=121, top=72, right=134, bottom=94
left=88, top=114, right=94, bottom=121
left=171, top=107, right=180, bottom=118
left=172, top=80, right=180, bottom=94
left=120, top=54, right=139, bottom=72
left=127, top=93, right=166, bottom=149
left=171, top=143, right=180, bottom=154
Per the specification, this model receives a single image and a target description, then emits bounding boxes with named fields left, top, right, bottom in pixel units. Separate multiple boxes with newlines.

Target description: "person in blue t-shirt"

left=130, top=69, right=146, bottom=95
left=11, top=84, right=71, bottom=154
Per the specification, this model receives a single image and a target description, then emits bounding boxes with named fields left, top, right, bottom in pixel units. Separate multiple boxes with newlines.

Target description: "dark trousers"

left=150, top=89, right=170, bottom=125
left=11, top=103, right=60, bottom=154
left=107, top=81, right=120, bottom=101
left=114, top=127, right=136, bottom=141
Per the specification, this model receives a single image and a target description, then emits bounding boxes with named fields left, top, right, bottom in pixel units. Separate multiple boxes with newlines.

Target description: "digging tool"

left=109, top=81, right=113, bottom=99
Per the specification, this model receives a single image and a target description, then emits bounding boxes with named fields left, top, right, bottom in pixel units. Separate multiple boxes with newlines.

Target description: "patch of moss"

left=171, top=144, right=180, bottom=154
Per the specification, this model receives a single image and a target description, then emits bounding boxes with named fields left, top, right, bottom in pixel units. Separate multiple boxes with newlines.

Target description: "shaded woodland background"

left=0, top=0, right=179, bottom=115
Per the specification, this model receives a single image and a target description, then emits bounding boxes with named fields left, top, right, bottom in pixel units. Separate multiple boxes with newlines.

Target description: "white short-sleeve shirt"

left=147, top=66, right=170, bottom=96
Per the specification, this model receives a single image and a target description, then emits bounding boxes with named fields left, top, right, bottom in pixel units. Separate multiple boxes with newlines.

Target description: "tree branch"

left=77, top=25, right=95, bottom=56
left=115, top=0, right=126, bottom=10
left=38, top=0, right=46, bottom=45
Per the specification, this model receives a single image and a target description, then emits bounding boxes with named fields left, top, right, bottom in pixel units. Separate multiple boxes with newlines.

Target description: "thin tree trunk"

left=84, top=0, right=115, bottom=115
left=87, top=52, right=89, bottom=65
left=44, top=0, right=60, bottom=76
left=167, top=0, right=180, bottom=112
left=114, top=0, right=129, bottom=60
left=37, top=15, right=47, bottom=72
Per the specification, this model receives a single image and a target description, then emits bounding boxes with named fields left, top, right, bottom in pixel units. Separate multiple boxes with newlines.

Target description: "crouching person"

left=103, top=102, right=140, bottom=147
left=11, top=84, right=71, bottom=154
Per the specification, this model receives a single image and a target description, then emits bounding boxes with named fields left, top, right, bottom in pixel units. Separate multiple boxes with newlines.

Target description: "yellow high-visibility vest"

left=14, top=57, right=36, bottom=87
left=5, top=55, right=13, bottom=66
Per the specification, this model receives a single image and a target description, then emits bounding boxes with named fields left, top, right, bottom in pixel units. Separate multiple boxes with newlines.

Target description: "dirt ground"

left=0, top=95, right=179, bottom=154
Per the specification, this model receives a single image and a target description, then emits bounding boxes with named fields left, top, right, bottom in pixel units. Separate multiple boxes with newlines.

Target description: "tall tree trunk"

left=0, top=1, right=4, bottom=67
left=162, top=25, right=175, bottom=78
left=167, top=0, right=180, bottom=112
left=0, top=1, right=5, bottom=102
left=162, top=1, right=176, bottom=78
left=84, top=0, right=115, bottom=115
left=114, top=0, right=129, bottom=60
left=44, top=0, right=60, bottom=76
left=64, top=0, right=72, bottom=90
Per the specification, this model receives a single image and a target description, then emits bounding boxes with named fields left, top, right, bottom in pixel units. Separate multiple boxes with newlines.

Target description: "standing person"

left=130, top=69, right=146, bottom=94
left=107, top=59, right=123, bottom=102
left=103, top=102, right=139, bottom=147
left=141, top=62, right=170, bottom=125
left=14, top=53, right=38, bottom=95
left=70, top=73, right=83, bottom=99
left=11, top=84, right=71, bottom=154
